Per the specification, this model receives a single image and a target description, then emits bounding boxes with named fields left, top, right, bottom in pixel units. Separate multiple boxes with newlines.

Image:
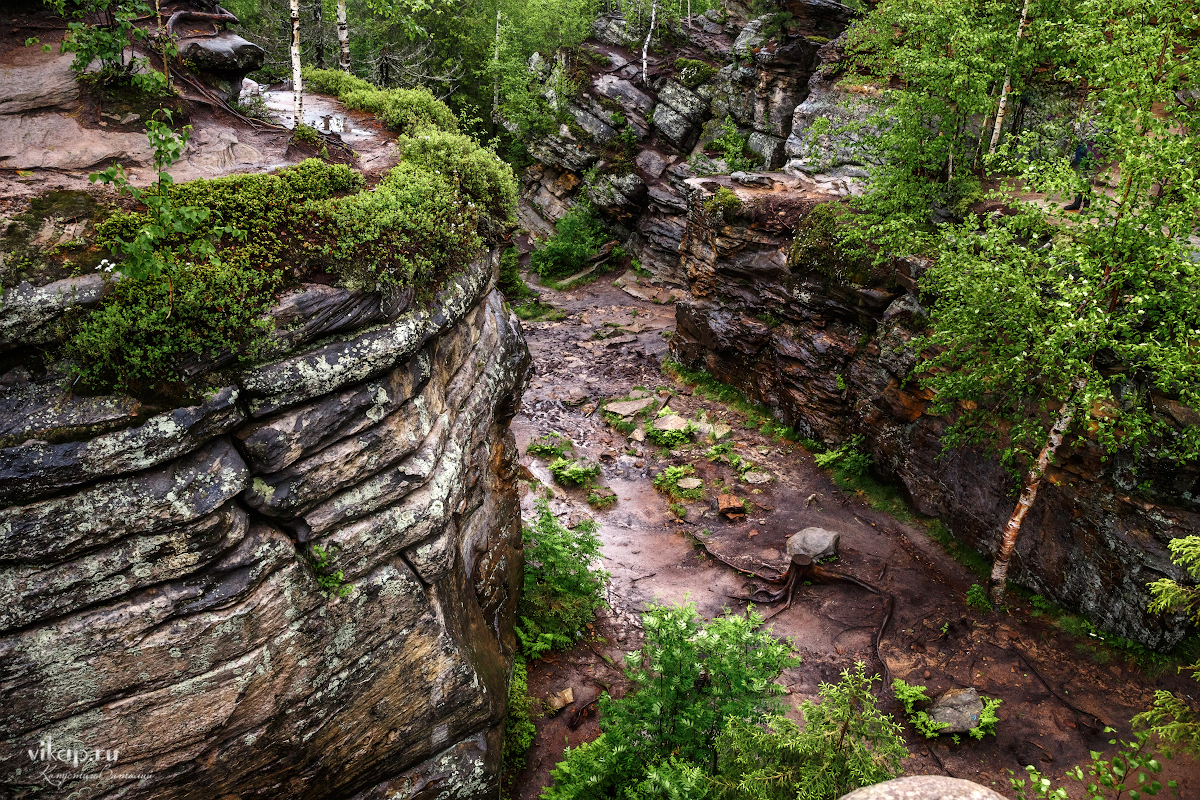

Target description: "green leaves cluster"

left=303, top=66, right=461, bottom=134
left=1012, top=728, right=1176, bottom=800
left=517, top=500, right=608, bottom=658
left=529, top=203, right=610, bottom=278
left=548, top=457, right=601, bottom=487
left=835, top=0, right=1200, bottom=474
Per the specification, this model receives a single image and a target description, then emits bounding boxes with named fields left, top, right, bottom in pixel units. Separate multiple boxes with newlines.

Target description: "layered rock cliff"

left=665, top=175, right=1197, bottom=650
left=0, top=245, right=532, bottom=798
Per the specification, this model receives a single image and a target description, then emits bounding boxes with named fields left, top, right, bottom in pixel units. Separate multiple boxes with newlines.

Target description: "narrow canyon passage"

left=506, top=275, right=1200, bottom=799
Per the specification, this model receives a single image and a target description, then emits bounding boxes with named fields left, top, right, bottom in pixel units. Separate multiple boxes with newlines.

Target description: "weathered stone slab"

left=0, top=52, right=80, bottom=115
left=657, top=80, right=708, bottom=121
left=0, top=437, right=248, bottom=564
left=928, top=687, right=984, bottom=733
left=0, top=371, right=141, bottom=448
left=0, top=274, right=106, bottom=349
left=234, top=347, right=432, bottom=473
left=241, top=261, right=490, bottom=417
left=606, top=396, right=656, bottom=417
left=652, top=102, right=701, bottom=151
left=568, top=103, right=617, bottom=143
left=0, top=386, right=244, bottom=507
left=653, top=413, right=691, bottom=431
left=593, top=74, right=655, bottom=115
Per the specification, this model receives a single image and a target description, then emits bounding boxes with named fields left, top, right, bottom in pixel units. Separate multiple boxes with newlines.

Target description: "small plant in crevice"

left=503, top=657, right=540, bottom=771
left=1010, top=728, right=1174, bottom=800
left=291, top=123, right=323, bottom=147
left=813, top=435, right=871, bottom=480
left=645, top=422, right=696, bottom=447
left=306, top=544, right=353, bottom=598
left=517, top=500, right=608, bottom=659
left=704, top=185, right=742, bottom=217
left=548, top=457, right=600, bottom=487
left=514, top=299, right=566, bottom=321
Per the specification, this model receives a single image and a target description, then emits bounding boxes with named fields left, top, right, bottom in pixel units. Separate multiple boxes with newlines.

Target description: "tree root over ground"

left=688, top=531, right=894, bottom=683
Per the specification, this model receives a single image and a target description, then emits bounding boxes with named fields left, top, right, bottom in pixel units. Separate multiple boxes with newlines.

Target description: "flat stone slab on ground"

left=676, top=477, right=702, bottom=490
left=606, top=396, right=656, bottom=416
left=839, top=775, right=1005, bottom=800
left=653, top=414, right=690, bottom=431
left=742, top=471, right=771, bottom=484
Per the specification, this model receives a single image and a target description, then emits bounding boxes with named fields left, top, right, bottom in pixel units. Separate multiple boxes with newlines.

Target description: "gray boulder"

left=589, top=172, right=648, bottom=214
left=652, top=103, right=701, bottom=151
left=0, top=274, right=107, bottom=349
left=786, top=526, right=840, bottom=565
left=747, top=131, right=787, bottom=169
left=839, top=775, right=1006, bottom=800
left=593, top=74, right=655, bottom=116
left=927, top=687, right=985, bottom=734
left=657, top=80, right=708, bottom=122
left=0, top=52, right=79, bottom=115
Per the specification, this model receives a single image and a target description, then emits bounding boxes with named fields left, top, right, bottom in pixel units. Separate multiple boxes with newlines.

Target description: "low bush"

left=653, top=465, right=703, bottom=501
left=645, top=422, right=696, bottom=447
left=504, top=657, right=540, bottom=770
left=528, top=432, right=573, bottom=459
left=517, top=500, right=608, bottom=658
left=498, top=246, right=532, bottom=299
left=813, top=435, right=872, bottom=480
left=549, top=457, right=600, bottom=487
left=303, top=67, right=458, bottom=134
left=704, top=186, right=742, bottom=217
left=393, top=129, right=517, bottom=221
left=529, top=203, right=609, bottom=278
left=674, top=57, right=718, bottom=88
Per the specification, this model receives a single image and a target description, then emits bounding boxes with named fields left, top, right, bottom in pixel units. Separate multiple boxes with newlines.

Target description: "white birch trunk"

left=988, top=376, right=1087, bottom=604
left=291, top=0, right=303, bottom=127
left=988, top=0, right=1032, bottom=155
left=641, top=0, right=657, bottom=87
left=493, top=2, right=502, bottom=116
left=337, top=0, right=350, bottom=73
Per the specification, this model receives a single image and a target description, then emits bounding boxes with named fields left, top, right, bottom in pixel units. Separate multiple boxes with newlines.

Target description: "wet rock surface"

left=0, top=250, right=532, bottom=800
left=505, top=273, right=1200, bottom=800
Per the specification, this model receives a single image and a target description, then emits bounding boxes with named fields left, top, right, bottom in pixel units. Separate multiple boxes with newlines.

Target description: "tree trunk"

left=492, top=1, right=501, bottom=117
left=313, top=3, right=325, bottom=69
left=988, top=377, right=1087, bottom=604
left=641, top=0, right=657, bottom=86
left=988, top=0, right=1032, bottom=155
left=688, top=0, right=692, bottom=29
left=290, top=0, right=303, bottom=127
left=337, top=0, right=350, bottom=73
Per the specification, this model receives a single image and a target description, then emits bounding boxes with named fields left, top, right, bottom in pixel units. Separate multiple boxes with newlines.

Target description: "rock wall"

left=666, top=178, right=1198, bottom=650
left=0, top=252, right=532, bottom=799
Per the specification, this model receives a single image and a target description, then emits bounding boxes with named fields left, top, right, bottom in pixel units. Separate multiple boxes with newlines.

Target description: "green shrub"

left=65, top=258, right=277, bottom=395
left=653, top=465, right=703, bottom=501
left=966, top=583, right=994, bottom=612
left=517, top=500, right=608, bottom=658
left=307, top=544, right=353, bottom=598
left=709, top=116, right=760, bottom=173
left=543, top=602, right=796, bottom=799
left=504, top=657, right=540, bottom=769
left=528, top=432, right=573, bottom=459
left=529, top=204, right=609, bottom=278
left=394, top=129, right=517, bottom=221
left=587, top=488, right=617, bottom=509
left=303, top=67, right=458, bottom=134
left=498, top=246, right=531, bottom=299
left=813, top=435, right=871, bottom=479
left=709, top=664, right=907, bottom=800
left=674, top=58, right=718, bottom=88
left=788, top=202, right=845, bottom=272
left=514, top=300, right=566, bottom=321
left=645, top=423, right=697, bottom=447
left=291, top=123, right=322, bottom=147
left=548, top=457, right=600, bottom=487
left=704, top=186, right=741, bottom=217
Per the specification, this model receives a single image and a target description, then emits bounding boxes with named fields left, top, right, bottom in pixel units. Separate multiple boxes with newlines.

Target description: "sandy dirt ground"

left=506, top=272, right=1200, bottom=800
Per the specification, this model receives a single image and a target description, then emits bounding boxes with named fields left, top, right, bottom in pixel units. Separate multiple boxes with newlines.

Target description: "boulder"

left=0, top=274, right=107, bottom=350
left=0, top=113, right=151, bottom=170
left=653, top=414, right=691, bottom=431
left=593, top=74, right=655, bottom=116
left=588, top=172, right=648, bottom=214
left=592, top=12, right=637, bottom=47
left=732, top=17, right=768, bottom=57
left=786, top=527, right=840, bottom=565
left=568, top=103, right=617, bottom=143
left=652, top=103, right=701, bottom=151
left=838, top=775, right=1006, bottom=800
left=927, top=688, right=985, bottom=734
left=747, top=131, right=787, bottom=169
left=177, top=33, right=266, bottom=103
left=636, top=149, right=670, bottom=178
left=732, top=171, right=774, bottom=187
left=657, top=80, right=709, bottom=122
left=0, top=52, right=79, bottom=115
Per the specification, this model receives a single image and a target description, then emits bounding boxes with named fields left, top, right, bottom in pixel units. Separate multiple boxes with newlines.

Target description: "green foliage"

left=971, top=696, right=1002, bottom=740
left=645, top=422, right=696, bottom=448
left=499, top=246, right=532, bottom=299
left=587, top=488, right=617, bottom=510
left=966, top=583, right=995, bottom=612
left=709, top=117, right=759, bottom=173
left=812, top=435, right=871, bottom=480
left=674, top=58, right=717, bottom=88
left=1141, top=536, right=1200, bottom=755
left=548, top=457, right=600, bottom=487
left=514, top=300, right=567, bottom=321
left=891, top=678, right=932, bottom=715
left=291, top=123, right=322, bottom=147
left=530, top=204, right=609, bottom=278
left=704, top=186, right=741, bottom=217
left=543, top=602, right=797, bottom=799
left=505, top=657, right=540, bottom=769
left=837, top=0, right=1200, bottom=477
left=709, top=664, right=906, bottom=800
left=518, top=500, right=608, bottom=659
left=1012, top=729, right=1176, bottom=800
left=393, top=129, right=518, bottom=221
left=528, top=432, right=574, bottom=459
left=303, top=67, right=459, bottom=135
left=53, top=0, right=169, bottom=92
left=653, top=465, right=703, bottom=501
left=307, top=544, right=353, bottom=598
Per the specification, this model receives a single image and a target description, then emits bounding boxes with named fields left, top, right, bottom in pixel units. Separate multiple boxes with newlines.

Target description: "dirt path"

left=507, top=273, right=1200, bottom=799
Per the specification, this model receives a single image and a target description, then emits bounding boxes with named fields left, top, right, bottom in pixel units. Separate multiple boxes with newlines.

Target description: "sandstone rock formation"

left=0, top=248, right=532, bottom=799
left=665, top=177, right=1197, bottom=650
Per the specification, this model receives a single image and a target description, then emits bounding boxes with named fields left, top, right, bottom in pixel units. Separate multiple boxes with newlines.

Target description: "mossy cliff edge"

left=0, top=85, right=532, bottom=799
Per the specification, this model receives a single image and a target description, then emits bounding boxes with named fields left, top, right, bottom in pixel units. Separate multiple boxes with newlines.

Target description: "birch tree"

left=337, top=0, right=350, bottom=71
left=290, top=0, right=304, bottom=125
